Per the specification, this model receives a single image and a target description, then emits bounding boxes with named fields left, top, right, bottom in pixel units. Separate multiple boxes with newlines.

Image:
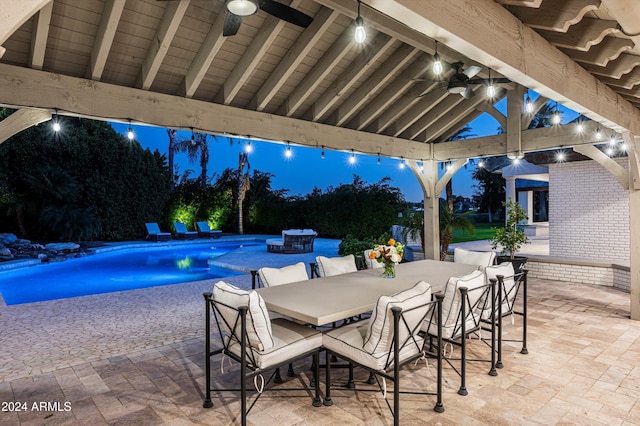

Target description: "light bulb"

left=399, top=158, right=405, bottom=169
left=245, top=141, right=252, bottom=153
left=321, top=147, right=325, bottom=160
left=377, top=154, right=381, bottom=166
left=556, top=151, right=566, bottom=162
left=609, top=134, right=616, bottom=145
left=513, top=157, right=520, bottom=165
left=576, top=122, right=584, bottom=134
left=596, top=128, right=602, bottom=140
left=53, top=121, right=61, bottom=132
left=621, top=142, right=628, bottom=152
left=349, top=151, right=356, bottom=164
left=285, top=145, right=292, bottom=158
left=226, top=0, right=258, bottom=16
left=432, top=53, right=443, bottom=76
left=354, top=17, right=366, bottom=43
left=552, top=111, right=561, bottom=125
left=127, top=127, right=134, bottom=140
left=525, top=96, right=533, bottom=113
left=606, top=146, right=615, bottom=156
left=487, top=84, right=496, bottom=98
left=478, top=160, right=484, bottom=168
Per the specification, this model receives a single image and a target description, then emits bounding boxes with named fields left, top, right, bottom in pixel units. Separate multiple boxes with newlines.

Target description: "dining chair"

left=480, top=262, right=529, bottom=368
left=257, top=261, right=310, bottom=380
left=423, top=269, right=496, bottom=396
left=453, top=247, right=496, bottom=267
left=322, top=281, right=444, bottom=425
left=203, top=281, right=323, bottom=425
left=311, top=254, right=357, bottom=278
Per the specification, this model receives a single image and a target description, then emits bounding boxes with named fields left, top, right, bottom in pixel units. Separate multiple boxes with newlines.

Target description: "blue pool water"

left=0, top=242, right=251, bottom=305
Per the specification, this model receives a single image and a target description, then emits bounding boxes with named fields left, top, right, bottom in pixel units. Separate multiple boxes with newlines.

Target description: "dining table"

left=256, top=259, right=481, bottom=327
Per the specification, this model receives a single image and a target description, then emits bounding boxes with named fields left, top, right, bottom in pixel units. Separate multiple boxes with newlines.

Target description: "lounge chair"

left=196, top=221, right=222, bottom=239
left=145, top=223, right=171, bottom=242
left=173, top=222, right=198, bottom=240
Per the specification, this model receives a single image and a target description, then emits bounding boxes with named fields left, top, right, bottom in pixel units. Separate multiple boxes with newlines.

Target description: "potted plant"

left=490, top=197, right=529, bottom=271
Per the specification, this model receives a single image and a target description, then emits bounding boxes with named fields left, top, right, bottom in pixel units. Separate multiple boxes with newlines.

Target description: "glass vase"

left=382, top=262, right=396, bottom=278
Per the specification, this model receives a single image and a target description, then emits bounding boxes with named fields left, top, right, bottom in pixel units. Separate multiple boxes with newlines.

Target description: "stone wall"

left=526, top=257, right=630, bottom=291
left=548, top=158, right=629, bottom=263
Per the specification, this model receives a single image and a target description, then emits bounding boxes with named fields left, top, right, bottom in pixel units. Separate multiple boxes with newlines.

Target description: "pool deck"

left=2, top=236, right=640, bottom=425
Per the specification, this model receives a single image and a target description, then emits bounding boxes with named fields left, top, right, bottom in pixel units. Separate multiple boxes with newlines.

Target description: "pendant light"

left=354, top=1, right=366, bottom=43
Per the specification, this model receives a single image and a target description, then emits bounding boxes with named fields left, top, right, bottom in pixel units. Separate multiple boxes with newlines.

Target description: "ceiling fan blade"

left=223, top=13, right=243, bottom=36
left=463, top=65, right=482, bottom=78
left=461, top=87, right=475, bottom=99
left=259, top=0, right=313, bottom=28
left=467, top=77, right=512, bottom=85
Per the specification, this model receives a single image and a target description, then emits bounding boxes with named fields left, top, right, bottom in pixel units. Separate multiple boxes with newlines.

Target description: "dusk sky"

left=110, top=93, right=578, bottom=203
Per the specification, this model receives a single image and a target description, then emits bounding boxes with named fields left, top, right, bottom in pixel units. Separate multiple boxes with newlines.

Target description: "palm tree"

left=442, top=125, right=476, bottom=212
left=175, top=132, right=209, bottom=186
left=167, top=129, right=177, bottom=187
left=439, top=200, right=475, bottom=260
left=236, top=152, right=250, bottom=234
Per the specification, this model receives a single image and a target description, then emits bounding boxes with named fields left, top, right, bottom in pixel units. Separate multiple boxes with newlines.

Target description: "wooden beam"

left=507, top=86, right=524, bottom=158
left=400, top=92, right=468, bottom=140
left=433, top=120, right=602, bottom=160
left=220, top=1, right=302, bottom=105
left=475, top=101, right=506, bottom=130
left=0, top=108, right=51, bottom=144
left=426, top=91, right=491, bottom=141
left=329, top=44, right=418, bottom=126
left=436, top=158, right=468, bottom=196
left=407, top=159, right=439, bottom=260
left=583, top=53, right=640, bottom=79
left=509, top=0, right=600, bottom=32
left=0, top=0, right=50, bottom=59
left=278, top=24, right=355, bottom=117
left=366, top=0, right=640, bottom=134
left=88, top=0, right=126, bottom=80
left=598, top=70, right=640, bottom=90
left=180, top=8, right=227, bottom=98
left=435, top=110, right=483, bottom=143
left=564, top=37, right=633, bottom=66
left=538, top=19, right=620, bottom=52
left=0, top=63, right=429, bottom=161
left=29, top=0, right=52, bottom=70
left=253, top=6, right=338, bottom=111
left=353, top=53, right=432, bottom=131
left=137, top=0, right=189, bottom=90
left=305, top=32, right=394, bottom=121
left=573, top=144, right=629, bottom=189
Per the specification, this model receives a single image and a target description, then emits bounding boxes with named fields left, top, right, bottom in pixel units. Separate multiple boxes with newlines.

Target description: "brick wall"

left=548, top=158, right=629, bottom=263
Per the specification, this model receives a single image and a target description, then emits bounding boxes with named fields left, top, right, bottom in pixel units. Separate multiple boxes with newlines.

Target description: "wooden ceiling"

left=1, top=0, right=640, bottom=162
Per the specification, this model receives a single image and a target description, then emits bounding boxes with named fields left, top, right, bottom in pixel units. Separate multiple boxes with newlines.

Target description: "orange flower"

left=368, top=251, right=377, bottom=259
left=387, top=238, right=396, bottom=246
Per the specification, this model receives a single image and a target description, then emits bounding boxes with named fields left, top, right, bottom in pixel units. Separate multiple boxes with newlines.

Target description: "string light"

left=596, top=127, right=602, bottom=140
left=349, top=149, right=356, bottom=164
left=52, top=109, right=61, bottom=132
left=354, top=1, right=366, bottom=43
left=525, top=91, right=533, bottom=113
left=513, top=157, right=521, bottom=165
left=555, top=150, right=566, bottom=162
left=399, top=157, right=405, bottom=169
left=285, top=142, right=292, bottom=158
left=576, top=122, right=584, bottom=134
left=605, top=146, right=615, bottom=156
left=609, top=133, right=617, bottom=145
left=478, top=159, right=484, bottom=168
left=432, top=41, right=443, bottom=76
left=191, top=128, right=196, bottom=146
left=245, top=139, right=252, bottom=153
left=552, top=101, right=561, bottom=125
left=321, top=146, right=325, bottom=160
left=377, top=153, right=381, bottom=166
left=486, top=69, right=496, bottom=98
left=127, top=120, right=134, bottom=140
left=620, top=142, right=628, bottom=152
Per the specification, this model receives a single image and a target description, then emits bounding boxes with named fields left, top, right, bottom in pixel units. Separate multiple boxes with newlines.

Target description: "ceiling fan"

left=415, top=62, right=511, bottom=99
left=157, top=0, right=313, bottom=36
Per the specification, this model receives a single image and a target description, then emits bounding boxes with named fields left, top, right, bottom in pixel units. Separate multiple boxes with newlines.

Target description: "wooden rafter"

left=508, top=0, right=600, bottom=32
left=29, top=0, right=52, bottom=70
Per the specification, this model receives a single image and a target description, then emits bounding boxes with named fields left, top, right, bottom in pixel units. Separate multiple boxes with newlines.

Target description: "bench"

left=266, top=229, right=317, bottom=254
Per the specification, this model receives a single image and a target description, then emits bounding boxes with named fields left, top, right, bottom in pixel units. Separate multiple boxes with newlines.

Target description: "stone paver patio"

left=1, top=238, right=639, bottom=425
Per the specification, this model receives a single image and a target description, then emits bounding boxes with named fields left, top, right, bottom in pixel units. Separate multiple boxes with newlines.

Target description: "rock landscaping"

left=0, top=233, right=94, bottom=263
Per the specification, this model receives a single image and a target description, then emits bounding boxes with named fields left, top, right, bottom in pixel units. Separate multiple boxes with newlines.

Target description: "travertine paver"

left=3, top=260, right=640, bottom=424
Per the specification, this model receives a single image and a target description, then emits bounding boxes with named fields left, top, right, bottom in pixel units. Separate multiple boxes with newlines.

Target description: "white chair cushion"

left=226, top=318, right=322, bottom=369
left=213, top=281, right=274, bottom=351
left=258, top=262, right=308, bottom=287
left=364, top=249, right=384, bottom=269
left=363, top=281, right=432, bottom=354
left=323, top=322, right=425, bottom=371
left=454, top=247, right=496, bottom=267
left=483, top=262, right=517, bottom=318
left=315, top=254, right=357, bottom=277
left=425, top=270, right=486, bottom=339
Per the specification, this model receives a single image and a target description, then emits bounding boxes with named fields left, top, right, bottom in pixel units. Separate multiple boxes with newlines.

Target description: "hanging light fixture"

left=419, top=161, right=424, bottom=172
left=486, top=69, right=496, bottom=98
left=285, top=142, right=292, bottom=158
left=52, top=109, right=61, bottom=132
left=513, top=157, right=521, bottom=165
left=226, top=0, right=258, bottom=16
left=349, top=149, right=356, bottom=164
left=609, top=133, right=617, bottom=145
left=595, top=127, right=602, bottom=140
left=478, top=159, right=484, bottom=168
left=605, top=146, right=615, bottom=156
left=321, top=146, right=325, bottom=160
left=377, top=153, right=381, bottom=166
left=524, top=91, right=534, bottom=114
left=354, top=0, right=366, bottom=43
left=191, top=128, right=196, bottom=146
left=552, top=101, right=561, bottom=125
left=432, top=40, right=443, bottom=76
left=127, top=120, right=134, bottom=140
left=555, top=150, right=566, bottom=162
left=399, top=157, right=405, bottom=169
left=576, top=121, right=584, bottom=134
left=245, top=139, right=252, bottom=153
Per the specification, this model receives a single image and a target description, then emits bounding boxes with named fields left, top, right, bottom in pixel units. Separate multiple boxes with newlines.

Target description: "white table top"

left=257, top=259, right=480, bottom=326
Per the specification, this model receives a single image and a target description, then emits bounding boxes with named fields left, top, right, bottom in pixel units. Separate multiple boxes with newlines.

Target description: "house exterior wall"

left=548, top=158, right=629, bottom=263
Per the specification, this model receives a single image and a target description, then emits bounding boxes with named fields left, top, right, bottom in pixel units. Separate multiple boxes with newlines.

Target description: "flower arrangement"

left=370, top=238, right=404, bottom=278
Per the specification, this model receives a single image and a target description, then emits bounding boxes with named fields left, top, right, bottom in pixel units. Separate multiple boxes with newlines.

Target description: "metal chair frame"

left=202, top=293, right=322, bottom=426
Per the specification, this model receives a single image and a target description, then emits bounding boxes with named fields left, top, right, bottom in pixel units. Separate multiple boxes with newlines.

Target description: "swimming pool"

left=0, top=242, right=251, bottom=305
